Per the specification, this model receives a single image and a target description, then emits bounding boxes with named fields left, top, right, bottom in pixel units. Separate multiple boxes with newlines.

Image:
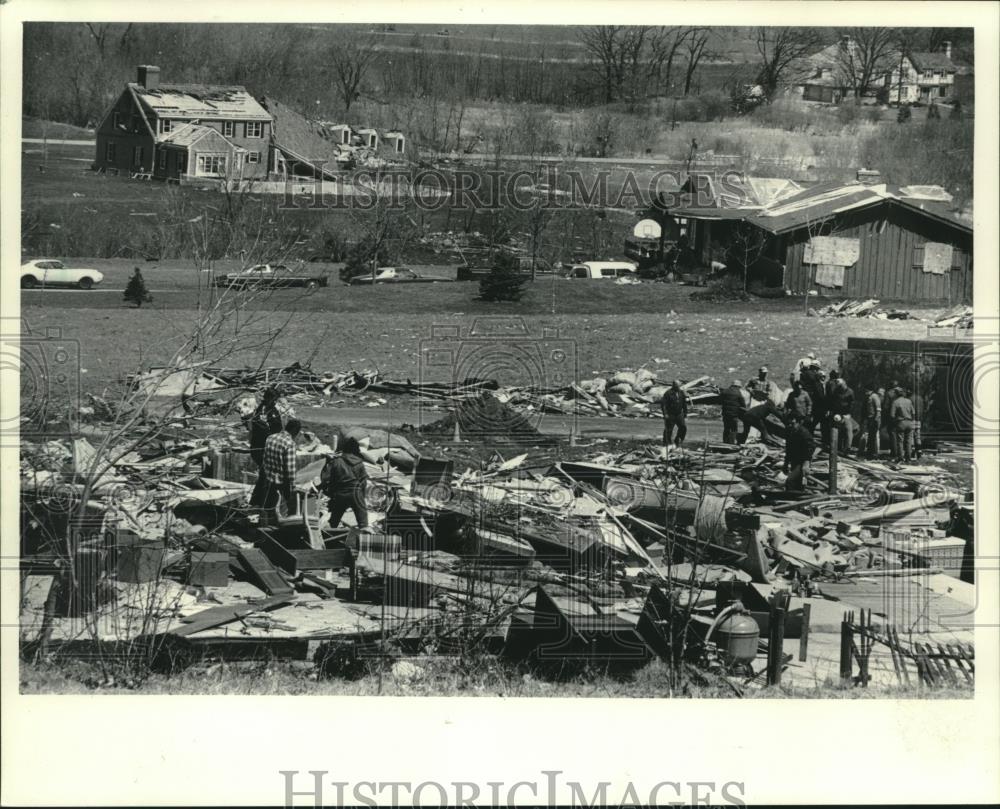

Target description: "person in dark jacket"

left=325, top=436, right=370, bottom=529
left=830, top=376, right=856, bottom=455
left=719, top=379, right=746, bottom=444
left=820, top=369, right=840, bottom=447
left=740, top=400, right=779, bottom=444
left=783, top=415, right=815, bottom=491
left=247, top=388, right=282, bottom=507
left=661, top=379, right=689, bottom=449
left=799, top=363, right=825, bottom=431
left=890, top=389, right=916, bottom=463
left=783, top=375, right=812, bottom=423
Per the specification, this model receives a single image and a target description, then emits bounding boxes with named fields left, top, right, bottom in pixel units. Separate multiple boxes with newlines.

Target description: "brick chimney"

left=137, top=65, right=160, bottom=90
left=840, top=35, right=855, bottom=58
left=856, top=168, right=881, bottom=186
left=941, top=40, right=952, bottom=60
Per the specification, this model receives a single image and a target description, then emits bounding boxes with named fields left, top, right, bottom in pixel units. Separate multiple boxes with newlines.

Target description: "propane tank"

left=711, top=608, right=760, bottom=665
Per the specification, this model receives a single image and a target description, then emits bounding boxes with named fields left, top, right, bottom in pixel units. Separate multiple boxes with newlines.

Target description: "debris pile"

left=933, top=304, right=973, bottom=329
left=811, top=299, right=912, bottom=319
left=19, top=374, right=975, bottom=690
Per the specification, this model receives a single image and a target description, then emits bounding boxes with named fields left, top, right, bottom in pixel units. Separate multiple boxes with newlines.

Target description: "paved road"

left=297, top=403, right=722, bottom=443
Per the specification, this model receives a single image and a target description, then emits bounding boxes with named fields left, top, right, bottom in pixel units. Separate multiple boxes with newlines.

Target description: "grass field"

left=20, top=260, right=935, bottom=397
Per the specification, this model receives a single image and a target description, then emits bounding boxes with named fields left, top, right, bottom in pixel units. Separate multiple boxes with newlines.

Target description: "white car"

left=21, top=259, right=105, bottom=290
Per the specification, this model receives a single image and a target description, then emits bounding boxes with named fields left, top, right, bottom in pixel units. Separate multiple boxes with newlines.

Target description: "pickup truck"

left=214, top=264, right=329, bottom=290
left=456, top=257, right=553, bottom=281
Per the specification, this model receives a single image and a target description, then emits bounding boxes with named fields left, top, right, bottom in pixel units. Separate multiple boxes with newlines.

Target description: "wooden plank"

left=236, top=547, right=294, bottom=595
left=171, top=594, right=294, bottom=637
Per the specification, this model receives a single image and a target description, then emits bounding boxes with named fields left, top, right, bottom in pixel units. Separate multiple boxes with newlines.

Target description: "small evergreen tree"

left=896, top=104, right=912, bottom=123
left=927, top=102, right=941, bottom=120
left=123, top=267, right=152, bottom=307
left=340, top=240, right=389, bottom=283
left=478, top=253, right=528, bottom=302
left=950, top=99, right=963, bottom=120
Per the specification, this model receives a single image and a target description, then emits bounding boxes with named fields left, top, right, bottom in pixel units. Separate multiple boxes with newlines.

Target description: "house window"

left=222, top=121, right=235, bottom=138
left=179, top=153, right=187, bottom=173
left=131, top=115, right=140, bottom=132
left=160, top=119, right=173, bottom=134
left=105, top=141, right=116, bottom=161
left=939, top=86, right=947, bottom=97
left=112, top=111, right=121, bottom=129
left=132, top=146, right=144, bottom=166
left=196, top=154, right=227, bottom=176
left=158, top=150, right=167, bottom=169
left=246, top=121, right=263, bottom=138
left=911, top=245, right=925, bottom=270
left=247, top=151, right=261, bottom=164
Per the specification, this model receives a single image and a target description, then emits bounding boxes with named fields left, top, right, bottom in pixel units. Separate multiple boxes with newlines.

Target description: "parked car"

left=20, top=259, right=105, bottom=290
left=456, top=257, right=553, bottom=281
left=214, top=264, right=328, bottom=290
left=564, top=261, right=639, bottom=280
left=348, top=267, right=435, bottom=285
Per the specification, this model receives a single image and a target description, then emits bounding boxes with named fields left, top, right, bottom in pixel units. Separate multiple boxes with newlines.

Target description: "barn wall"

left=781, top=203, right=972, bottom=303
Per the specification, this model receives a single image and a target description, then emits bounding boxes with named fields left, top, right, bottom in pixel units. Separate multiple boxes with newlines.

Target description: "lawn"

left=20, top=266, right=935, bottom=398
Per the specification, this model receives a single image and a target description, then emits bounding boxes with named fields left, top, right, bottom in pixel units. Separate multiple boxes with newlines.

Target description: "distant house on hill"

left=883, top=43, right=958, bottom=104
left=94, top=65, right=272, bottom=180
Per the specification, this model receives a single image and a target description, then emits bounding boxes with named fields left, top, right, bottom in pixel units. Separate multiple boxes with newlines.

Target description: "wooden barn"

left=750, top=179, right=973, bottom=304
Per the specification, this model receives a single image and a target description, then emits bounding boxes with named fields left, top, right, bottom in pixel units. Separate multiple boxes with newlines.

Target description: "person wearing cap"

left=750, top=366, right=778, bottom=404
left=660, top=379, right=689, bottom=450
left=719, top=379, right=746, bottom=444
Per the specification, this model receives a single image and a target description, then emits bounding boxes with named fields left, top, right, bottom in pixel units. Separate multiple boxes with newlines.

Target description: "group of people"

left=661, top=355, right=920, bottom=493
left=244, top=387, right=371, bottom=529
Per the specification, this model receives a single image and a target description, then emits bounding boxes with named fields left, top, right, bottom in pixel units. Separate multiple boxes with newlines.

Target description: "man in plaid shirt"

left=262, top=418, right=301, bottom=516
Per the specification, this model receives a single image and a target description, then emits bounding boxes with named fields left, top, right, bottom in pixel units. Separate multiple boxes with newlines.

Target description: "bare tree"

left=578, top=26, right=650, bottom=103
left=834, top=28, right=897, bottom=104
left=754, top=27, right=822, bottom=101
left=681, top=28, right=711, bottom=96
left=329, top=34, right=380, bottom=114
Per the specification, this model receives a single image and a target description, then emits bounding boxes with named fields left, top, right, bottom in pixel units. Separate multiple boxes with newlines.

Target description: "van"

left=566, top=261, right=639, bottom=280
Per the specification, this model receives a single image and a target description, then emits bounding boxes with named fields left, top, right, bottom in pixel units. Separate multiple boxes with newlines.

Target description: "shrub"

left=340, top=240, right=390, bottom=283
left=896, top=105, right=912, bottom=123
left=477, top=253, right=527, bottom=302
left=122, top=268, right=153, bottom=307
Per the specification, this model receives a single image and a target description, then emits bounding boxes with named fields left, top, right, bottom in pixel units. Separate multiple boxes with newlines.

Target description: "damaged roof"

left=158, top=122, right=244, bottom=150
left=131, top=82, right=271, bottom=120
left=260, top=96, right=345, bottom=176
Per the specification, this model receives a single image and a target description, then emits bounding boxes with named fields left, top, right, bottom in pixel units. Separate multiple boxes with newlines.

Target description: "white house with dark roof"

left=883, top=43, right=958, bottom=104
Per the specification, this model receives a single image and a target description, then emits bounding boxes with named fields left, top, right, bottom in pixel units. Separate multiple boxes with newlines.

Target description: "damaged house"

left=95, top=65, right=409, bottom=183
left=95, top=65, right=272, bottom=180
left=664, top=170, right=973, bottom=303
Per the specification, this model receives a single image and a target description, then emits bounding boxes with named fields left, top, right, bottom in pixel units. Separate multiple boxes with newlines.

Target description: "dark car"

left=456, top=257, right=553, bottom=281
left=214, top=264, right=328, bottom=290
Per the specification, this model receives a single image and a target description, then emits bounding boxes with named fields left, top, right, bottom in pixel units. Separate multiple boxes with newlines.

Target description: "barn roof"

left=131, top=83, right=271, bottom=120
left=749, top=184, right=885, bottom=233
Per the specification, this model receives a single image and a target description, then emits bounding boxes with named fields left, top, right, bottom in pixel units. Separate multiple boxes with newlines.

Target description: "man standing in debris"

left=882, top=379, right=903, bottom=456
left=783, top=375, right=812, bottom=423
left=247, top=388, right=282, bottom=507
left=325, top=436, right=370, bottom=529
left=859, top=386, right=881, bottom=459
left=783, top=415, right=815, bottom=491
left=661, top=379, right=689, bottom=450
left=890, top=388, right=916, bottom=463
left=820, top=369, right=841, bottom=447
left=262, top=417, right=301, bottom=518
left=799, top=361, right=825, bottom=431
left=719, top=379, right=746, bottom=444
left=830, top=376, right=856, bottom=456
